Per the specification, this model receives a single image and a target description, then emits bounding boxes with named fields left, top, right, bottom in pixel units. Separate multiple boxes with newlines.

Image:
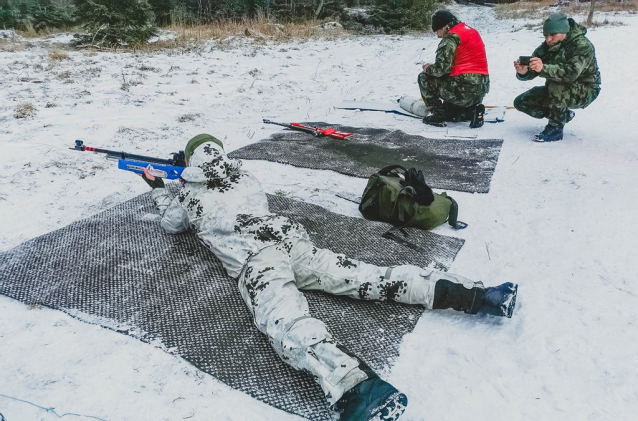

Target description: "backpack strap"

left=446, top=196, right=467, bottom=229
left=378, top=164, right=407, bottom=176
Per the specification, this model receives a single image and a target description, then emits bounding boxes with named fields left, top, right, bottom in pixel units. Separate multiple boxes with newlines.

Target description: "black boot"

left=534, top=124, right=563, bottom=142
left=335, top=378, right=408, bottom=421
left=335, top=345, right=408, bottom=421
left=469, top=103, right=485, bottom=128
left=422, top=100, right=447, bottom=127
left=442, top=102, right=466, bottom=122
left=482, top=282, right=518, bottom=318
left=433, top=280, right=518, bottom=318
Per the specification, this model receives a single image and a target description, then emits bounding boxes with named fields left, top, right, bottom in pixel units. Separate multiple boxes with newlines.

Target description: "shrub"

left=369, top=0, right=436, bottom=33
left=14, top=102, right=36, bottom=118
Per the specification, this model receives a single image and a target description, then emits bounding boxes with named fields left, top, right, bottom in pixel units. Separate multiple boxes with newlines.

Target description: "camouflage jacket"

left=425, top=32, right=460, bottom=78
left=150, top=142, right=309, bottom=278
left=517, top=19, right=601, bottom=85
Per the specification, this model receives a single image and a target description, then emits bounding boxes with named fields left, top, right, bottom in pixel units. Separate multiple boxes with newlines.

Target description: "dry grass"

left=565, top=0, right=638, bottom=14
left=49, top=48, right=70, bottom=60
left=496, top=2, right=550, bottom=20
left=135, top=17, right=347, bottom=52
left=496, top=0, right=637, bottom=21
left=0, top=41, right=29, bottom=52
left=14, top=103, right=37, bottom=119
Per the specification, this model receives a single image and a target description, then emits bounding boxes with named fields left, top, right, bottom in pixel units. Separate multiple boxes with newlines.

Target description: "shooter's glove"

left=142, top=172, right=165, bottom=189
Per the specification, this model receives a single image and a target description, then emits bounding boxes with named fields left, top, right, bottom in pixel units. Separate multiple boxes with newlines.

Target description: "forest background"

left=1, top=0, right=443, bottom=42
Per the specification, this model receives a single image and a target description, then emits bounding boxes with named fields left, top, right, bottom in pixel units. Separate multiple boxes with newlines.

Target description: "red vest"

left=448, top=23, right=489, bottom=77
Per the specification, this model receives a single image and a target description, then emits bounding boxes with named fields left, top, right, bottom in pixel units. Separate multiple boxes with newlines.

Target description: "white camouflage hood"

left=180, top=142, right=242, bottom=183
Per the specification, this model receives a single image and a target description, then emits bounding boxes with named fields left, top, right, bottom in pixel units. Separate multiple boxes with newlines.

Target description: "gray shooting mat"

left=0, top=190, right=464, bottom=420
left=229, top=123, right=503, bottom=193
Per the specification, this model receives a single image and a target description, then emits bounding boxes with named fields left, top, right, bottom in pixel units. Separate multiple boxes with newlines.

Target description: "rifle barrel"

left=72, top=140, right=178, bottom=165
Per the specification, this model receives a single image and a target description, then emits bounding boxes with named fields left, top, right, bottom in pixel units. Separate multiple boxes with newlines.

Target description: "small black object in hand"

left=519, top=56, right=533, bottom=66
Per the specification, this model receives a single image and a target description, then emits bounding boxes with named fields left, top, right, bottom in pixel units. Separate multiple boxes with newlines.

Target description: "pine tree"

left=370, top=0, right=434, bottom=33
left=74, top=0, right=157, bottom=46
left=148, top=0, right=176, bottom=25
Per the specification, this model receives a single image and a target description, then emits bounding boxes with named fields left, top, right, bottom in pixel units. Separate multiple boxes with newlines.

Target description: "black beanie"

left=431, top=10, right=459, bottom=32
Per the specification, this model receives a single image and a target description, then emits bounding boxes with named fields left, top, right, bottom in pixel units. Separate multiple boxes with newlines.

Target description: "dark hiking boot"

left=534, top=124, right=563, bottom=142
left=433, top=280, right=518, bottom=318
left=442, top=102, right=467, bottom=122
left=422, top=99, right=447, bottom=127
left=566, top=109, right=575, bottom=124
left=481, top=282, right=518, bottom=318
left=336, top=377, right=408, bottom=421
left=469, top=103, right=485, bottom=128
left=422, top=111, right=447, bottom=127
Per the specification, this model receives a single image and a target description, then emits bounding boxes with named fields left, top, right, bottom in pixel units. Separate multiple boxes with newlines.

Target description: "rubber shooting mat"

left=0, top=190, right=464, bottom=420
left=229, top=123, right=503, bottom=194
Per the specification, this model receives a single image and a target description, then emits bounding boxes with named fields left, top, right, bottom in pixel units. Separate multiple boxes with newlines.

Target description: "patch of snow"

left=1, top=5, right=637, bottom=421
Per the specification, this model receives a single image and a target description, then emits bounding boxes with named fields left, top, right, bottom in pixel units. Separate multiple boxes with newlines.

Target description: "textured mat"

left=0, top=190, right=464, bottom=420
left=229, top=123, right=503, bottom=193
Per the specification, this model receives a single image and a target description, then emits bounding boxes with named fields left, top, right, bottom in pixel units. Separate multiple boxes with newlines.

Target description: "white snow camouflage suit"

left=150, top=141, right=479, bottom=404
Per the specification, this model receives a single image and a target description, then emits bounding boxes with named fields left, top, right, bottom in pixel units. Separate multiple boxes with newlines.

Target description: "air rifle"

left=263, top=119, right=353, bottom=140
left=71, top=140, right=186, bottom=180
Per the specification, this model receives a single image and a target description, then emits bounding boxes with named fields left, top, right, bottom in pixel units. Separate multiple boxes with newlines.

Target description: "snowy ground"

left=1, top=5, right=637, bottom=421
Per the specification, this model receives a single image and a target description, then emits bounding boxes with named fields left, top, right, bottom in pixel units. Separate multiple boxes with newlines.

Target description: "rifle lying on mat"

left=71, top=140, right=186, bottom=179
left=263, top=119, right=353, bottom=140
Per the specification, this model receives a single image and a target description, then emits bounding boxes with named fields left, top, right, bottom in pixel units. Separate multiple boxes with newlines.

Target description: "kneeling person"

left=514, top=13, right=601, bottom=142
left=418, top=10, right=490, bottom=128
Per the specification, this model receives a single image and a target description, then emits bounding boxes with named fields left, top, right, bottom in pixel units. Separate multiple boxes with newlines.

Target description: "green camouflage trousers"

left=418, top=72, right=490, bottom=112
left=514, top=82, right=601, bottom=127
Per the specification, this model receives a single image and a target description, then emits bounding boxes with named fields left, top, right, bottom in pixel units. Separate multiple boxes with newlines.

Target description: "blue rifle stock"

left=71, top=140, right=186, bottom=180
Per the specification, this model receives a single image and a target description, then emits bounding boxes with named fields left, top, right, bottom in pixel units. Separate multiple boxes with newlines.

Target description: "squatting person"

left=140, top=134, right=519, bottom=421
left=418, top=10, right=490, bottom=128
left=514, top=12, right=601, bottom=142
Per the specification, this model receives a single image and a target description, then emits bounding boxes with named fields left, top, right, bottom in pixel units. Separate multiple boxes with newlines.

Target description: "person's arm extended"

left=539, top=41, right=595, bottom=82
left=516, top=44, right=544, bottom=81
left=425, top=34, right=460, bottom=77
left=142, top=169, right=189, bottom=234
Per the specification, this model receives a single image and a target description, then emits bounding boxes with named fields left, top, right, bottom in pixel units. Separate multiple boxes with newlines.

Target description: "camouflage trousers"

left=514, top=81, right=601, bottom=127
left=238, top=235, right=477, bottom=404
left=418, top=71, right=490, bottom=117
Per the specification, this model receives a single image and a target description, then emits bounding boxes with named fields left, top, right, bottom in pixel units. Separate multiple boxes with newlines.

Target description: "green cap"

left=543, top=13, right=570, bottom=36
left=184, top=134, right=224, bottom=160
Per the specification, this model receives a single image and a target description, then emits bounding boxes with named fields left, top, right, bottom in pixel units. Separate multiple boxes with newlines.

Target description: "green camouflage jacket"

left=425, top=32, right=461, bottom=77
left=518, top=19, right=601, bottom=85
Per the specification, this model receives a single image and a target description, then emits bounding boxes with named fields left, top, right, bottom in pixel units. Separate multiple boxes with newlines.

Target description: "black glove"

left=142, top=172, right=165, bottom=189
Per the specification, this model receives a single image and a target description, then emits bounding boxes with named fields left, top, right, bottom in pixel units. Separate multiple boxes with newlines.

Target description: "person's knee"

left=513, top=93, right=526, bottom=110
left=546, top=82, right=571, bottom=103
left=417, top=72, right=430, bottom=89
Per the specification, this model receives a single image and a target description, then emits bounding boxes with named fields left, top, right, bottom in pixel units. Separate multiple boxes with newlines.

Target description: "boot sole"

left=469, top=104, right=485, bottom=128
left=369, top=391, right=408, bottom=421
left=533, top=135, right=563, bottom=143
left=502, top=283, right=518, bottom=318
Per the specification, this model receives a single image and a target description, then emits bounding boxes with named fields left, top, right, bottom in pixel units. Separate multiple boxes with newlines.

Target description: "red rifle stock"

left=263, top=119, right=353, bottom=140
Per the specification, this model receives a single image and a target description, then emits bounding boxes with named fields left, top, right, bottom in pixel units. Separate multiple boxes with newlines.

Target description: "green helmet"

left=184, top=134, right=224, bottom=161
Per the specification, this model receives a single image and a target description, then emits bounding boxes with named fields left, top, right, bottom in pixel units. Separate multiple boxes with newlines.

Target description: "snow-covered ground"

left=1, top=5, right=637, bottom=420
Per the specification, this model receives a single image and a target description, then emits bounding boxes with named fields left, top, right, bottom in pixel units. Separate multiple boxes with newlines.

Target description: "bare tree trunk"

left=586, top=0, right=596, bottom=26
left=314, top=0, right=325, bottom=20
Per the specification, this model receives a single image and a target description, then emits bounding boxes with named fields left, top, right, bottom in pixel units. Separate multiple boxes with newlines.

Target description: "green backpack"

left=359, top=165, right=466, bottom=232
